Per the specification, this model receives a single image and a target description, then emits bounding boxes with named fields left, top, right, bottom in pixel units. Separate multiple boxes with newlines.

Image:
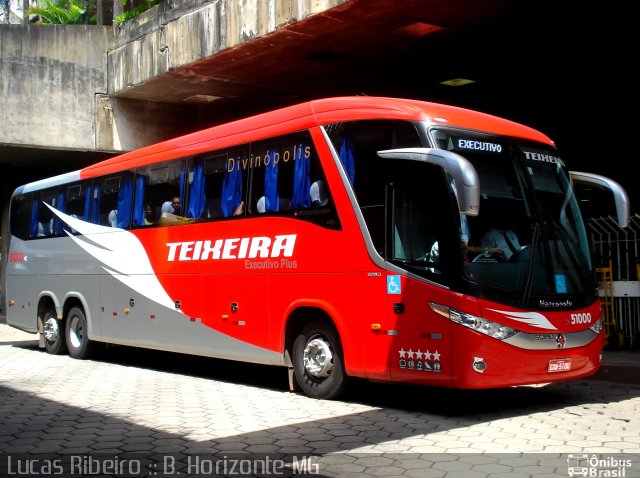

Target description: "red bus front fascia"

left=449, top=298, right=604, bottom=388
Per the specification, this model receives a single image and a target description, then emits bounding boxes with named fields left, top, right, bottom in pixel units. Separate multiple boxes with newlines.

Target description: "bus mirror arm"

left=377, top=148, right=480, bottom=216
left=569, top=171, right=630, bottom=228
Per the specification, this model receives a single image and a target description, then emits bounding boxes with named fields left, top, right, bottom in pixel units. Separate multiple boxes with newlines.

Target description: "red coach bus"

left=3, top=96, right=629, bottom=399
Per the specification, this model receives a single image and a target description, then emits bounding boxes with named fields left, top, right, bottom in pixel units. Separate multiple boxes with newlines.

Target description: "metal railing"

left=588, top=214, right=640, bottom=348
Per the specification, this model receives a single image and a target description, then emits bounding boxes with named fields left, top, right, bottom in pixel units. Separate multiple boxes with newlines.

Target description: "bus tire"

left=43, top=306, right=67, bottom=355
left=65, top=306, right=93, bottom=359
left=292, top=322, right=347, bottom=400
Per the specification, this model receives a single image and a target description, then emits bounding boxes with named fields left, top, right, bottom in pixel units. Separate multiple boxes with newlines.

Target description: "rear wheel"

left=66, top=306, right=93, bottom=359
left=292, top=322, right=347, bottom=399
left=43, top=307, right=67, bottom=355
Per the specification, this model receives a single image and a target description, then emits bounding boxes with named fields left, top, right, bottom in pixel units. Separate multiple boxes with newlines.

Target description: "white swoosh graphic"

left=487, top=308, right=556, bottom=330
left=46, top=203, right=181, bottom=313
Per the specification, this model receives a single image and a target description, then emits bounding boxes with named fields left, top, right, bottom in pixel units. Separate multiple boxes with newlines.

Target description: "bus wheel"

left=43, top=307, right=67, bottom=355
left=292, top=322, right=347, bottom=399
left=65, top=306, right=93, bottom=359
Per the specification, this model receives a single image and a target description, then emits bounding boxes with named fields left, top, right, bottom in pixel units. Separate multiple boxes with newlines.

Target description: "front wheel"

left=292, top=322, right=347, bottom=399
left=43, top=307, right=67, bottom=355
left=65, top=306, right=93, bottom=359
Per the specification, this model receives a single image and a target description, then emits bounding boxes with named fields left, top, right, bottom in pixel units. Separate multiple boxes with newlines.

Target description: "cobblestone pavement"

left=1, top=323, right=639, bottom=477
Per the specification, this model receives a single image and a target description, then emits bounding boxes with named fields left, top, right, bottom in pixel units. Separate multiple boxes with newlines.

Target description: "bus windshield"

left=325, top=119, right=596, bottom=308
left=431, top=128, right=595, bottom=307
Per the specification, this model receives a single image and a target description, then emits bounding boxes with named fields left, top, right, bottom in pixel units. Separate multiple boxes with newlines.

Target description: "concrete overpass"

left=0, top=0, right=633, bottom=217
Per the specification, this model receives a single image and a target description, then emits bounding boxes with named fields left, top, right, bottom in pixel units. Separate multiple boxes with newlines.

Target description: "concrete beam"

left=0, top=24, right=113, bottom=151
left=107, top=0, right=348, bottom=101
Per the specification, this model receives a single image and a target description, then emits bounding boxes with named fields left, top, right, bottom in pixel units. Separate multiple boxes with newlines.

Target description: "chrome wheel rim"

left=43, top=317, right=59, bottom=343
left=303, top=336, right=334, bottom=378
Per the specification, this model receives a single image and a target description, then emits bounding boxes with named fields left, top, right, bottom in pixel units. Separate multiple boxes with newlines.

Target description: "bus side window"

left=289, top=142, right=312, bottom=209
left=247, top=145, right=286, bottom=215
left=133, top=159, right=184, bottom=227
left=93, top=174, right=133, bottom=229
left=27, top=196, right=39, bottom=239
left=64, top=184, right=86, bottom=219
left=60, top=182, right=91, bottom=234
left=9, top=193, right=32, bottom=241
left=250, top=133, right=331, bottom=215
left=31, top=189, right=57, bottom=238
left=182, top=147, right=248, bottom=221
left=248, top=130, right=338, bottom=228
left=220, top=146, right=249, bottom=218
left=132, top=171, right=152, bottom=226
left=190, top=154, right=225, bottom=220
left=95, top=177, right=118, bottom=226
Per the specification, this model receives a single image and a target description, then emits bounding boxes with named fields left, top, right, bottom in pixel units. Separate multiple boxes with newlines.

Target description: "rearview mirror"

left=570, top=171, right=630, bottom=228
left=377, top=148, right=480, bottom=216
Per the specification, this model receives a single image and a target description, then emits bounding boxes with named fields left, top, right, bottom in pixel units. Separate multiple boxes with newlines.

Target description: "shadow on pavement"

left=2, top=336, right=640, bottom=477
left=6, top=336, right=640, bottom=417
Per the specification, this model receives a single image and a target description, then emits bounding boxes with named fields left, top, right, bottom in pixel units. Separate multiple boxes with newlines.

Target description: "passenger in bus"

left=37, top=219, right=53, bottom=237
left=255, top=196, right=289, bottom=213
left=143, top=202, right=155, bottom=225
left=480, top=227, right=522, bottom=260
left=161, top=196, right=182, bottom=215
left=257, top=196, right=266, bottom=213
left=37, top=206, right=54, bottom=237
left=310, top=180, right=329, bottom=206
left=108, top=209, right=118, bottom=227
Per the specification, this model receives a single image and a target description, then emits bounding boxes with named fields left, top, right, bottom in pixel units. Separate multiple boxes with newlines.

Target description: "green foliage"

left=28, top=0, right=86, bottom=24
left=115, top=0, right=161, bottom=25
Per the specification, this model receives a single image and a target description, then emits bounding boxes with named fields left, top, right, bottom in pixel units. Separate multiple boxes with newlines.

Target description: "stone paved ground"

left=1, top=323, right=639, bottom=477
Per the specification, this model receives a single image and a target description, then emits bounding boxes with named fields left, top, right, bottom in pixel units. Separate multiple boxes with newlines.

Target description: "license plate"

left=548, top=358, right=572, bottom=373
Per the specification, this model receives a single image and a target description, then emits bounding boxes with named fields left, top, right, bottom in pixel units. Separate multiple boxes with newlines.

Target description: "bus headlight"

left=589, top=318, right=603, bottom=334
left=431, top=303, right=518, bottom=340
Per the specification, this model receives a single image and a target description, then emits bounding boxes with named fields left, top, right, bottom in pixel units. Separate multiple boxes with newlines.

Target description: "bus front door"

left=387, top=275, right=453, bottom=386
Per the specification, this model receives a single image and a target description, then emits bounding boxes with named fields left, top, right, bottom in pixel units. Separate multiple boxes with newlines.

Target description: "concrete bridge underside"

left=102, top=0, right=526, bottom=152
left=0, top=0, right=631, bottom=211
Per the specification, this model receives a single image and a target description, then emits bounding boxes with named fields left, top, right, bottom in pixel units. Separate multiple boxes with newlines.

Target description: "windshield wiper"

left=521, top=222, right=540, bottom=304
